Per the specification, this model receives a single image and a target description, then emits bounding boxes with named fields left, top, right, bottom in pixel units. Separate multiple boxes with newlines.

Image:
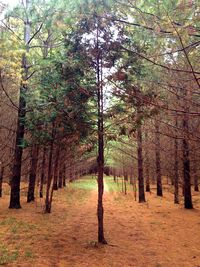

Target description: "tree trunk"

left=58, top=168, right=63, bottom=188
left=130, top=167, right=133, bottom=185
left=137, top=123, right=146, bottom=203
left=124, top=172, right=128, bottom=181
left=9, top=87, right=26, bottom=209
left=121, top=176, right=124, bottom=193
left=63, top=165, right=66, bottom=187
left=155, top=119, right=163, bottom=197
left=113, top=169, right=116, bottom=182
left=48, top=150, right=60, bottom=213
left=40, top=146, right=46, bottom=198
left=27, top=145, right=39, bottom=202
left=53, top=146, right=60, bottom=190
left=182, top=114, right=193, bottom=209
left=194, top=175, right=199, bottom=192
left=145, top=165, right=150, bottom=192
left=145, top=132, right=150, bottom=192
left=69, top=164, right=73, bottom=182
left=174, top=116, right=179, bottom=204
left=193, top=163, right=199, bottom=192
left=45, top=127, right=54, bottom=213
left=96, top=24, right=106, bottom=244
left=9, top=0, right=30, bottom=209
left=0, top=166, right=4, bottom=197
left=124, top=178, right=127, bottom=195
left=134, top=176, right=137, bottom=201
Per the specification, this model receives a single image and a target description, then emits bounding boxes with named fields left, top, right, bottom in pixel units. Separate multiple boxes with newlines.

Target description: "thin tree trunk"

left=121, top=176, right=124, bottom=193
left=48, top=152, right=59, bottom=213
left=96, top=24, right=106, bottom=244
left=145, top=132, right=150, bottom=192
left=124, top=178, right=127, bottom=195
left=40, top=146, right=46, bottom=198
left=69, top=163, right=73, bottom=182
left=182, top=175, right=185, bottom=196
left=130, top=167, right=133, bottom=185
left=116, top=175, right=119, bottom=186
left=194, top=176, right=199, bottom=192
left=124, top=172, right=128, bottom=181
left=53, top=146, right=60, bottom=190
left=182, top=114, right=193, bottom=209
left=63, top=165, right=66, bottom=187
left=0, top=166, right=4, bottom=197
left=145, top=165, right=150, bottom=192
left=137, top=123, right=146, bottom=203
left=113, top=169, right=116, bottom=183
left=155, top=119, right=163, bottom=197
left=134, top=176, right=137, bottom=201
left=193, top=163, right=199, bottom=192
left=58, top=168, right=63, bottom=188
left=45, top=126, right=54, bottom=213
left=27, top=145, right=39, bottom=202
left=174, top=115, right=179, bottom=204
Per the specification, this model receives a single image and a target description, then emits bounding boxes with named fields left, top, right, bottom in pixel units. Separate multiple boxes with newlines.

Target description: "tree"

left=9, top=0, right=30, bottom=208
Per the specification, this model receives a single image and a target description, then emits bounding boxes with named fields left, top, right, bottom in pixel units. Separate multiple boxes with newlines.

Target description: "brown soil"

left=0, top=179, right=200, bottom=267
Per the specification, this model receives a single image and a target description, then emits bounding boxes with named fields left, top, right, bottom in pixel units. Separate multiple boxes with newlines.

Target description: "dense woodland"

left=0, top=0, right=200, bottom=262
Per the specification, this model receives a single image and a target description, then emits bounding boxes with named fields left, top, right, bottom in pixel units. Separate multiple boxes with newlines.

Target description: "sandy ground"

left=0, top=178, right=200, bottom=267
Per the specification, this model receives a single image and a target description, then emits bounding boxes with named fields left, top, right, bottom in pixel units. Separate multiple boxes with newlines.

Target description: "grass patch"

left=24, top=250, right=34, bottom=258
left=0, top=217, right=37, bottom=235
left=0, top=217, right=17, bottom=226
left=0, top=246, right=19, bottom=265
left=69, top=178, right=97, bottom=191
left=64, top=177, right=97, bottom=204
left=11, top=221, right=36, bottom=235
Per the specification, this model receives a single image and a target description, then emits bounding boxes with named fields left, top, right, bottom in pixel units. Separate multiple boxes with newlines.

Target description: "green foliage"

left=2, top=0, right=200, bottom=180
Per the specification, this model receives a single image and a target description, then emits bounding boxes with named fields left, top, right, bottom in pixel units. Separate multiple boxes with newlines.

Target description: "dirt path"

left=0, top=180, right=200, bottom=266
left=39, top=179, right=200, bottom=267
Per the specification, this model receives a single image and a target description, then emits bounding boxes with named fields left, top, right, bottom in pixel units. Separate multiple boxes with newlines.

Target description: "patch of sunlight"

left=70, top=177, right=97, bottom=191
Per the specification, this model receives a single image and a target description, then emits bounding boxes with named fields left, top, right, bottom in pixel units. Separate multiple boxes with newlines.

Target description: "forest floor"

left=0, top=177, right=200, bottom=267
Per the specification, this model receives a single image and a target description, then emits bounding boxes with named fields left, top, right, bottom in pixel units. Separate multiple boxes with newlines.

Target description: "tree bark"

left=53, top=146, right=60, bottom=190
left=58, top=168, right=63, bottom=188
left=121, top=176, right=124, bottom=193
left=193, top=163, right=199, bottom=192
left=130, top=167, right=133, bottom=185
left=182, top=114, right=193, bottom=209
left=145, top=132, right=150, bottom=192
left=174, top=115, right=179, bottom=204
left=9, top=85, right=26, bottom=208
left=124, top=178, right=127, bottom=195
left=62, top=165, right=66, bottom=187
left=155, top=119, right=163, bottom=197
left=45, top=126, right=54, bottom=213
left=27, top=145, right=39, bottom=202
left=113, top=171, right=116, bottom=182
left=194, top=175, right=199, bottom=192
left=9, top=0, right=30, bottom=209
left=69, top=163, right=73, bottom=182
left=137, top=123, right=146, bottom=203
left=40, top=146, right=46, bottom=198
left=0, top=166, right=4, bottom=198
left=96, top=23, right=106, bottom=244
